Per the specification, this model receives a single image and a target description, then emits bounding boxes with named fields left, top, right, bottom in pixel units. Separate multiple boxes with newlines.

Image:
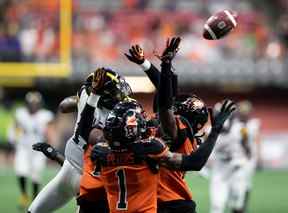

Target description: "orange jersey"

left=158, top=116, right=197, bottom=202
left=79, top=144, right=106, bottom=202
left=101, top=144, right=168, bottom=213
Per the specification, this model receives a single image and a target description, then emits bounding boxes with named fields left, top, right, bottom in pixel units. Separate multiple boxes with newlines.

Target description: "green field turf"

left=0, top=167, right=287, bottom=213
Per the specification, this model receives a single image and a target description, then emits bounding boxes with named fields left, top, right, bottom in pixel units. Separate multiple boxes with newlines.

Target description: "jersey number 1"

left=116, top=169, right=128, bottom=210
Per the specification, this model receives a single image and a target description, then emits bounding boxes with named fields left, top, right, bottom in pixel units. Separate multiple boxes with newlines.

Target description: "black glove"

left=128, top=138, right=167, bottom=157
left=32, top=142, right=58, bottom=161
left=161, top=37, right=181, bottom=63
left=124, top=45, right=145, bottom=65
left=90, top=143, right=111, bottom=165
left=210, top=99, right=236, bottom=133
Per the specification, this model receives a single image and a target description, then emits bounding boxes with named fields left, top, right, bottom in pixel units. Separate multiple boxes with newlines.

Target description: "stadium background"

left=0, top=0, right=288, bottom=212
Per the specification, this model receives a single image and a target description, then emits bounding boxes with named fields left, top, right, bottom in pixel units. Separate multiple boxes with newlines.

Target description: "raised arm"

left=123, top=100, right=236, bottom=171
left=157, top=37, right=181, bottom=140
left=74, top=69, right=107, bottom=143
left=125, top=44, right=178, bottom=112
left=125, top=45, right=160, bottom=88
left=161, top=100, right=236, bottom=171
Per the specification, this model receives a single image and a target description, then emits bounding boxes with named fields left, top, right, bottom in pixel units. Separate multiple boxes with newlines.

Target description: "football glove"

left=161, top=37, right=181, bottom=63
left=91, top=68, right=109, bottom=93
left=124, top=44, right=145, bottom=65
left=210, top=99, right=236, bottom=133
left=32, top=142, right=58, bottom=161
left=90, top=143, right=111, bottom=165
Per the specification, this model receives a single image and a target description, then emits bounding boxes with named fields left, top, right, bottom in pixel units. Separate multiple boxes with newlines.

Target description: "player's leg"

left=229, top=167, right=249, bottom=213
left=32, top=181, right=40, bottom=199
left=30, top=151, right=47, bottom=198
left=28, top=160, right=80, bottom=213
left=210, top=171, right=229, bottom=213
left=14, top=147, right=30, bottom=208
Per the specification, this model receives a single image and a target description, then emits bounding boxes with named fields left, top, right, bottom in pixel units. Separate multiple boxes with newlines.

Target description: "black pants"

left=77, top=196, right=109, bottom=213
left=158, top=199, right=196, bottom=213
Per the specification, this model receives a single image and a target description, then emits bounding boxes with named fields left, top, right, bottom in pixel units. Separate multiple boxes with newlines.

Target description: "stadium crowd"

left=0, top=0, right=288, bottom=64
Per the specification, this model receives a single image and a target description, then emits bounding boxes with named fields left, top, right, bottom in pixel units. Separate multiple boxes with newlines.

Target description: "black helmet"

left=103, top=100, right=147, bottom=148
left=94, top=68, right=132, bottom=110
left=174, top=95, right=208, bottom=133
left=97, top=68, right=132, bottom=99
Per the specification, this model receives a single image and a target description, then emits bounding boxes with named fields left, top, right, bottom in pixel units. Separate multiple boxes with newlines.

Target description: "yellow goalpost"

left=0, top=0, right=72, bottom=79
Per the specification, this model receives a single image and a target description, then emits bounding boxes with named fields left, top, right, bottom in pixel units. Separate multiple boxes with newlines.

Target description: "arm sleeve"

left=144, top=63, right=161, bottom=89
left=158, top=62, right=173, bottom=110
left=180, top=129, right=220, bottom=171
left=75, top=94, right=99, bottom=142
left=157, top=61, right=177, bottom=140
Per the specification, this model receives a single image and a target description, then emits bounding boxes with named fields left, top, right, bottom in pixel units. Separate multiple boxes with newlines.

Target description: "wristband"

left=140, top=59, right=151, bottom=71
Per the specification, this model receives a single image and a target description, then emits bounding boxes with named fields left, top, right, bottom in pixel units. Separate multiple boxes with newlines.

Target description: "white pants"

left=210, top=163, right=251, bottom=213
left=28, top=160, right=81, bottom=213
left=14, top=146, right=46, bottom=183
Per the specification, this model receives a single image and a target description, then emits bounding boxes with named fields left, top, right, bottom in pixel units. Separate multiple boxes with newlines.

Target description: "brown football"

left=203, top=10, right=238, bottom=40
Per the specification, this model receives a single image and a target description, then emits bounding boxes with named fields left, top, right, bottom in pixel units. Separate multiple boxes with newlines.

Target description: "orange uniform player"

left=101, top=143, right=168, bottom=213
left=158, top=116, right=197, bottom=203
left=79, top=145, right=106, bottom=202
left=78, top=144, right=109, bottom=212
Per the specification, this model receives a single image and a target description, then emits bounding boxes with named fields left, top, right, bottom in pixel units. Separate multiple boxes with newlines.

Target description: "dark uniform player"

left=76, top=68, right=132, bottom=213
left=125, top=37, right=236, bottom=213
left=91, top=97, right=236, bottom=213
left=91, top=100, right=169, bottom=213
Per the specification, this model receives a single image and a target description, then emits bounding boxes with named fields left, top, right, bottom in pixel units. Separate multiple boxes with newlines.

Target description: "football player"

left=125, top=37, right=236, bottom=213
left=209, top=101, right=260, bottom=213
left=76, top=68, right=132, bottom=213
left=90, top=95, right=235, bottom=213
left=124, top=38, right=200, bottom=213
left=28, top=68, right=131, bottom=213
left=8, top=91, right=54, bottom=209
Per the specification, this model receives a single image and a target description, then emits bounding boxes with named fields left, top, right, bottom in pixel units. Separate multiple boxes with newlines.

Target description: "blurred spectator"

left=0, top=0, right=285, bottom=64
left=0, top=25, right=22, bottom=61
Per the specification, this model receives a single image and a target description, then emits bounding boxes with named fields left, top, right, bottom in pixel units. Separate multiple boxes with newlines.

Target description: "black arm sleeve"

left=74, top=104, right=95, bottom=142
left=143, top=64, right=160, bottom=113
left=152, top=73, right=177, bottom=113
left=158, top=62, right=173, bottom=110
left=144, top=63, right=160, bottom=89
left=172, top=73, right=178, bottom=98
left=180, top=129, right=220, bottom=171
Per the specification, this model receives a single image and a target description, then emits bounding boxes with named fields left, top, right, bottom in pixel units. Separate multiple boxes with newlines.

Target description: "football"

left=203, top=10, right=238, bottom=40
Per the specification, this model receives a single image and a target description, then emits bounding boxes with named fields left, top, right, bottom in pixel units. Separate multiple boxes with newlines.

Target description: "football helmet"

left=95, top=68, right=132, bottom=110
left=174, top=95, right=208, bottom=134
left=103, top=100, right=147, bottom=148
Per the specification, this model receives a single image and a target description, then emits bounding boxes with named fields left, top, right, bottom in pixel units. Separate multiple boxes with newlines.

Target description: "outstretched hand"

left=161, top=37, right=181, bottom=63
left=210, top=99, right=237, bottom=133
left=124, top=44, right=145, bottom=65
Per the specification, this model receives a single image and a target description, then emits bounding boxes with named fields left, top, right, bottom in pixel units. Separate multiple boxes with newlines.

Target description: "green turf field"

left=0, top=167, right=287, bottom=213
